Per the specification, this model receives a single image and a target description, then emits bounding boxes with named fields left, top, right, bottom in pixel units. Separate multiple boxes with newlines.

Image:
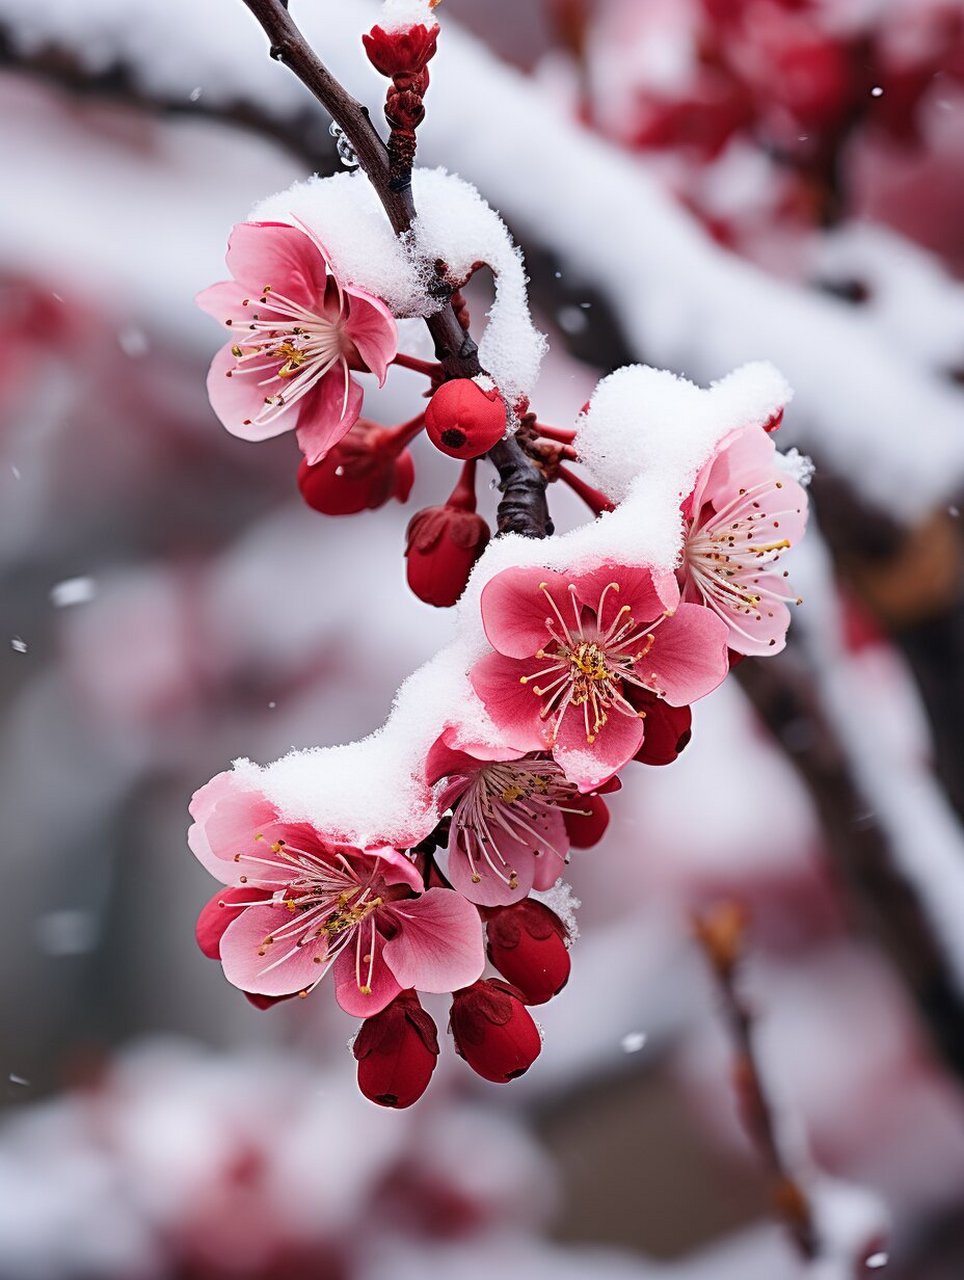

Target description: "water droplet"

left=620, top=1031, right=647, bottom=1054
left=50, top=576, right=96, bottom=608
left=8, top=1074, right=29, bottom=1087
left=10, top=637, right=27, bottom=654
left=268, top=701, right=277, bottom=709
left=189, top=86, right=203, bottom=102
left=866, top=1253, right=888, bottom=1270
left=553, top=270, right=563, bottom=279
left=871, top=86, right=883, bottom=98
left=329, top=121, right=359, bottom=168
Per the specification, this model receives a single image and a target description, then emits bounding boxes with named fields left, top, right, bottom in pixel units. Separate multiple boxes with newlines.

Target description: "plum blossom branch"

left=239, top=0, right=551, bottom=539
left=694, top=901, right=819, bottom=1262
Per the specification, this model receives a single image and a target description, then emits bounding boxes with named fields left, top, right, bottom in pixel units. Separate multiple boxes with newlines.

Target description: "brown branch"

left=239, top=0, right=551, bottom=538
left=734, top=646, right=964, bottom=1082
left=694, top=901, right=820, bottom=1261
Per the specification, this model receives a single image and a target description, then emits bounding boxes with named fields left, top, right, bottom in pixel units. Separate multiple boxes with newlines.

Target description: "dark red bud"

left=562, top=791, right=611, bottom=848
left=449, top=979, right=542, bottom=1083
left=297, top=419, right=414, bottom=516
left=486, top=900, right=571, bottom=1005
left=353, top=990, right=440, bottom=1108
left=424, top=380, right=506, bottom=460
left=628, top=688, right=693, bottom=766
left=363, top=22, right=439, bottom=78
left=405, top=505, right=490, bottom=607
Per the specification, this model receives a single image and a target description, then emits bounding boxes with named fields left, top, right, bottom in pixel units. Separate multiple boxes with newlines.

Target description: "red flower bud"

left=629, top=688, right=692, bottom=765
left=486, top=900, right=571, bottom=1005
left=406, top=508, right=490, bottom=607
left=425, top=379, right=506, bottom=460
left=562, top=791, right=612, bottom=848
left=449, top=979, right=542, bottom=1083
left=353, top=990, right=440, bottom=1109
left=363, top=22, right=439, bottom=78
left=297, top=418, right=415, bottom=516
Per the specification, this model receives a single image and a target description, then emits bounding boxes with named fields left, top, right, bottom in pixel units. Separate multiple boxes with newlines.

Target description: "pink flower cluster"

left=189, top=391, right=808, bottom=1106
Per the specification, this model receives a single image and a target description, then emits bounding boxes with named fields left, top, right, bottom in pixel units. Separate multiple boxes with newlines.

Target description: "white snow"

left=377, top=0, right=438, bottom=34
left=252, top=167, right=547, bottom=401
left=233, top=362, right=786, bottom=842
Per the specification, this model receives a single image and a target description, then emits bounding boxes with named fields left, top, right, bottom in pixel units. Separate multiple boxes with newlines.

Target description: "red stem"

left=447, top=458, right=478, bottom=512
left=558, top=465, right=615, bottom=516
left=533, top=422, right=576, bottom=443
left=382, top=412, right=426, bottom=454
left=393, top=352, right=442, bottom=378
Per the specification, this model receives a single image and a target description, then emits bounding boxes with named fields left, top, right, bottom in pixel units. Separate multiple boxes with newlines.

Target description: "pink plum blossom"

left=470, top=564, right=730, bottom=790
left=425, top=732, right=610, bottom=907
left=189, top=772, right=484, bottom=1015
left=196, top=221, right=397, bottom=464
left=681, top=425, right=808, bottom=655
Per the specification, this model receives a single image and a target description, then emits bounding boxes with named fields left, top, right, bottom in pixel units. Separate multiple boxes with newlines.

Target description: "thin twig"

left=694, top=901, right=819, bottom=1261
left=240, top=0, right=551, bottom=537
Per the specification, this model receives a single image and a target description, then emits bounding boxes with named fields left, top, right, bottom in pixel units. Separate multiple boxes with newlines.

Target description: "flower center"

left=223, top=282, right=352, bottom=429
left=685, top=477, right=803, bottom=642
left=450, top=757, right=587, bottom=888
left=519, top=581, right=670, bottom=745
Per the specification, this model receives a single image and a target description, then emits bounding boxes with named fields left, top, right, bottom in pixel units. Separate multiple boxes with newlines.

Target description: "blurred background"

left=2, top=0, right=964, bottom=1276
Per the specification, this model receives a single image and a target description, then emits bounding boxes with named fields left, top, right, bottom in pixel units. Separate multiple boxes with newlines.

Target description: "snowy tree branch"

left=238, top=0, right=552, bottom=539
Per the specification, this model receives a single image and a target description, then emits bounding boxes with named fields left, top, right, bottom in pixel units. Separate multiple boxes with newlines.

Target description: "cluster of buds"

left=363, top=17, right=440, bottom=187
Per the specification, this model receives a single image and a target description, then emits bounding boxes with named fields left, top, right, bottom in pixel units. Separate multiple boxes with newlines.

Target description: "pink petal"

left=344, top=288, right=397, bottom=385
left=224, top=221, right=330, bottom=306
left=206, top=344, right=300, bottom=443
left=650, top=603, right=730, bottom=705
left=552, top=708, right=643, bottom=791
left=469, top=652, right=550, bottom=752
left=573, top=564, right=678, bottom=627
left=219, top=902, right=330, bottom=996
left=196, top=279, right=249, bottom=326
left=371, top=846, right=424, bottom=894
left=188, top=772, right=280, bottom=881
left=195, top=886, right=271, bottom=960
left=381, top=889, right=485, bottom=994
left=718, top=580, right=793, bottom=656
left=333, top=931, right=401, bottom=1017
left=295, top=372, right=364, bottom=464
left=480, top=567, right=567, bottom=658
left=439, top=830, right=537, bottom=907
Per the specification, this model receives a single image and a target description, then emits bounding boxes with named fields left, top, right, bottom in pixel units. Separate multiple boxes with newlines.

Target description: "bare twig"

left=239, top=0, right=551, bottom=538
left=694, top=901, right=819, bottom=1261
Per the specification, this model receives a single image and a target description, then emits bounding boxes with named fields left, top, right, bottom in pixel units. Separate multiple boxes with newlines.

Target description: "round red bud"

left=449, top=979, right=542, bottom=1083
left=424, top=380, right=506, bottom=460
left=405, top=505, right=490, bottom=607
left=353, top=990, right=440, bottom=1109
left=486, top=900, right=571, bottom=1005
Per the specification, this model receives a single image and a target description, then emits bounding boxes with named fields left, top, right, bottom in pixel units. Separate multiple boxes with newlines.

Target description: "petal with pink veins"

left=552, top=707, right=643, bottom=791
left=480, top=567, right=569, bottom=658
left=650, top=603, right=730, bottom=705
left=224, top=221, right=330, bottom=306
left=334, top=931, right=402, bottom=1017
left=382, top=889, right=485, bottom=993
left=469, top=652, right=550, bottom=751
left=219, top=902, right=330, bottom=996
left=344, top=288, right=398, bottom=384
left=206, top=344, right=301, bottom=442
left=295, top=372, right=364, bottom=464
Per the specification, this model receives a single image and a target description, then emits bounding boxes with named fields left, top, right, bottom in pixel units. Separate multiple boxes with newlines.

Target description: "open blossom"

left=681, top=424, right=808, bottom=655
left=470, top=564, right=729, bottom=789
left=196, top=221, right=397, bottom=465
left=426, top=733, right=610, bottom=907
left=189, top=772, right=484, bottom=1015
